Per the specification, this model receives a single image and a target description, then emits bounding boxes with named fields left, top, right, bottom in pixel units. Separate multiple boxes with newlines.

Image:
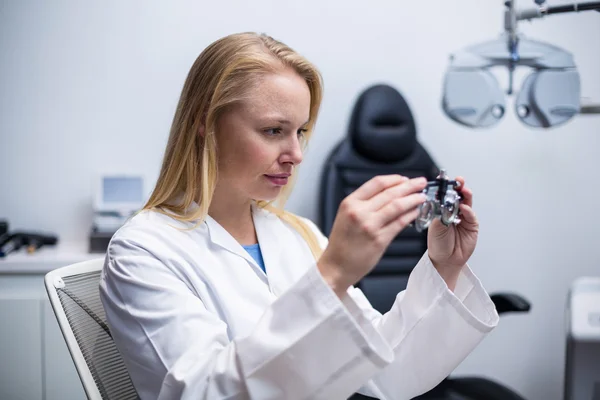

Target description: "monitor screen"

left=102, top=176, right=143, bottom=204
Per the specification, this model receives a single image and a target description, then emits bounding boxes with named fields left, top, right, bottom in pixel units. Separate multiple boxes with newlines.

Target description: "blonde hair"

left=143, top=32, right=324, bottom=259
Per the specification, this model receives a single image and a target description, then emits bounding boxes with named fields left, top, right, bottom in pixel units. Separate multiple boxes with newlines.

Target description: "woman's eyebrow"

left=272, top=118, right=310, bottom=126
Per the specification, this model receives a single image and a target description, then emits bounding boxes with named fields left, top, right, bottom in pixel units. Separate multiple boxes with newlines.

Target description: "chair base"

left=414, top=377, right=526, bottom=400
left=348, top=376, right=526, bottom=400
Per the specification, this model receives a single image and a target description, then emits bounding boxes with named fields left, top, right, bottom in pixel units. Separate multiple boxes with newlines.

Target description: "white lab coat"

left=99, top=203, right=499, bottom=400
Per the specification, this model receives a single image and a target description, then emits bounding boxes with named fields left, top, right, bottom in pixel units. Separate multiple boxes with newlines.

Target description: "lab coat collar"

left=165, top=194, right=259, bottom=269
left=203, top=202, right=284, bottom=291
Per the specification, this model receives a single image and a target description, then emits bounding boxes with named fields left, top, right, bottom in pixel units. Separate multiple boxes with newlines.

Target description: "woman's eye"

left=264, top=128, right=282, bottom=136
left=263, top=127, right=307, bottom=137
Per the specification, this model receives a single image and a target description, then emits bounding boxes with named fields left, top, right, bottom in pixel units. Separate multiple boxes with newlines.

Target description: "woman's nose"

left=281, top=134, right=303, bottom=165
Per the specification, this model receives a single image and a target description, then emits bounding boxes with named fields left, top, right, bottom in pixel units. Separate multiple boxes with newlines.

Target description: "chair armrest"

left=490, top=292, right=531, bottom=314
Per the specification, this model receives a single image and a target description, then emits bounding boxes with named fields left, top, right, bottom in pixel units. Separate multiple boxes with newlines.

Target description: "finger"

left=379, top=205, right=421, bottom=239
left=459, top=186, right=473, bottom=208
left=367, top=177, right=427, bottom=211
left=350, top=175, right=407, bottom=201
left=458, top=204, right=479, bottom=230
left=455, top=176, right=473, bottom=207
left=372, top=192, right=426, bottom=228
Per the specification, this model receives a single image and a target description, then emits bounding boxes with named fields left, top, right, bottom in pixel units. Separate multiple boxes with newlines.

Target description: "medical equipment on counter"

left=564, top=277, right=600, bottom=399
left=92, top=174, right=145, bottom=232
left=442, top=0, right=600, bottom=129
left=0, top=220, right=7, bottom=237
left=0, top=231, right=58, bottom=257
left=89, top=174, right=145, bottom=253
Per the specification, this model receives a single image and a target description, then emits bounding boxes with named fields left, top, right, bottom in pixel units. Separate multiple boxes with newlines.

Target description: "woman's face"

left=213, top=67, right=311, bottom=203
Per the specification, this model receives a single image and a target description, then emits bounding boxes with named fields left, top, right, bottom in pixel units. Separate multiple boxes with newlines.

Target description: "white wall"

left=1, top=1, right=599, bottom=398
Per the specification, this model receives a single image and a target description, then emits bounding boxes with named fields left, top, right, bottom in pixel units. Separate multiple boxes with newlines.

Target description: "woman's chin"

left=253, top=188, right=282, bottom=203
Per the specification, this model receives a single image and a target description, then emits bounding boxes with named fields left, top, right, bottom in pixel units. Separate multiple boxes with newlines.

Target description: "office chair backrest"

left=45, top=259, right=139, bottom=400
left=320, top=84, right=440, bottom=313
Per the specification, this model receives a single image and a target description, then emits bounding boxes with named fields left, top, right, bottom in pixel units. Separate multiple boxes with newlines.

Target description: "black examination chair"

left=319, top=84, right=530, bottom=400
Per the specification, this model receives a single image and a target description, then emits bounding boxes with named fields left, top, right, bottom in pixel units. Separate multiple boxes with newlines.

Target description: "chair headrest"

left=348, top=84, right=417, bottom=163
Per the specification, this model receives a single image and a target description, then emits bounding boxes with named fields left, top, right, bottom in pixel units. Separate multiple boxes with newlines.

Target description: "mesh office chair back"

left=45, top=259, right=139, bottom=400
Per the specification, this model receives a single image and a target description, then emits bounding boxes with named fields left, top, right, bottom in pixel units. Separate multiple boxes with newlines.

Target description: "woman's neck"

left=208, top=190, right=257, bottom=246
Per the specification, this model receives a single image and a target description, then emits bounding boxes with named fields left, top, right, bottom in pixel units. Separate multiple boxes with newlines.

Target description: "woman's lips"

left=264, top=174, right=290, bottom=186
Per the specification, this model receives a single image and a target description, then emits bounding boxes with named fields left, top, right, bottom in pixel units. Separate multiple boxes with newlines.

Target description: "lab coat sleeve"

left=300, top=218, right=499, bottom=400
left=100, top=236, right=396, bottom=400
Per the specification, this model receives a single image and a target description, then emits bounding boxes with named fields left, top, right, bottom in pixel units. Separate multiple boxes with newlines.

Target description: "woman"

left=99, top=32, right=499, bottom=400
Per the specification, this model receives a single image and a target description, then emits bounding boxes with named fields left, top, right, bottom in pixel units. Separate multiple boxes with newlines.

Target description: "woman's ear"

left=198, top=124, right=205, bottom=138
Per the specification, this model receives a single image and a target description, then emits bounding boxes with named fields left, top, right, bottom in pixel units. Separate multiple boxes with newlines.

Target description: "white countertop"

left=0, top=242, right=103, bottom=274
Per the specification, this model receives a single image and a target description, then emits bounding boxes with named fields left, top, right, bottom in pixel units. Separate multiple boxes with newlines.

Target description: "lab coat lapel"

left=203, top=214, right=265, bottom=278
left=252, top=205, right=287, bottom=296
left=202, top=204, right=290, bottom=295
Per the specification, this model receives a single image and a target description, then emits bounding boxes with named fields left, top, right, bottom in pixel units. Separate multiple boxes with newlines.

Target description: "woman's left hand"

left=427, top=176, right=479, bottom=290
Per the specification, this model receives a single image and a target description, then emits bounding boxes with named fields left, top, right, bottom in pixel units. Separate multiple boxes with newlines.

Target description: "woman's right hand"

left=317, top=175, right=428, bottom=298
